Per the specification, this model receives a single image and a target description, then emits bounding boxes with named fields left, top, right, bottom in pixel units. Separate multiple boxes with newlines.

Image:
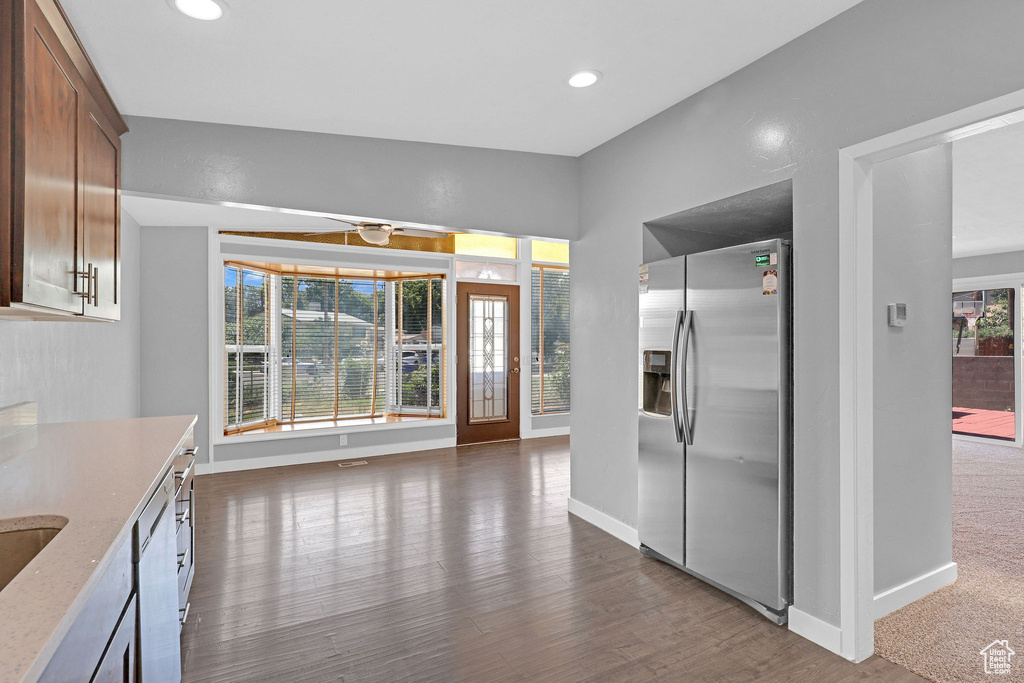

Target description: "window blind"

left=224, top=266, right=271, bottom=429
left=224, top=265, right=445, bottom=433
left=286, top=276, right=337, bottom=421
left=392, top=279, right=445, bottom=413
left=531, top=266, right=570, bottom=414
left=337, top=280, right=378, bottom=416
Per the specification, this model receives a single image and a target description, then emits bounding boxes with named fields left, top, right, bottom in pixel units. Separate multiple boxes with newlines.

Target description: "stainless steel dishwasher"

left=135, top=467, right=182, bottom=682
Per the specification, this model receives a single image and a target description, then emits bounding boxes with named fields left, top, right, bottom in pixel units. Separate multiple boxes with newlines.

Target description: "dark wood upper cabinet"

left=81, top=100, right=121, bottom=320
left=1, top=0, right=127, bottom=321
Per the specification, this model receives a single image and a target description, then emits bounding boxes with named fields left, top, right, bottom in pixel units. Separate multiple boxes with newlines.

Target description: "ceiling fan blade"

left=325, top=217, right=361, bottom=227
left=393, top=228, right=449, bottom=239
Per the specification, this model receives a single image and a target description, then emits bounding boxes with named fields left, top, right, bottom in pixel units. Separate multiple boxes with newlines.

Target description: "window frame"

left=210, top=232, right=456, bottom=446
left=531, top=262, right=570, bottom=415
left=223, top=264, right=274, bottom=433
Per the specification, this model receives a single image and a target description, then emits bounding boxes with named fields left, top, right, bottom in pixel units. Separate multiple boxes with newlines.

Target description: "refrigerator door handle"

left=672, top=310, right=693, bottom=444
left=680, top=310, right=693, bottom=445
left=671, top=310, right=683, bottom=443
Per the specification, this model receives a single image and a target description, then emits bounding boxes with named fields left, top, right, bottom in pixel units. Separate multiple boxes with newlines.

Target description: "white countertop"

left=0, top=415, right=197, bottom=683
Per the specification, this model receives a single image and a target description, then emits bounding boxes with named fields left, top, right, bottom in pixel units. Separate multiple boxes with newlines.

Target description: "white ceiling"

left=953, top=122, right=1024, bottom=258
left=64, top=0, right=862, bottom=156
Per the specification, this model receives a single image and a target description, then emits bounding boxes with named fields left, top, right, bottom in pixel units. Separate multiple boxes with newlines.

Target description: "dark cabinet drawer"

left=90, top=594, right=137, bottom=683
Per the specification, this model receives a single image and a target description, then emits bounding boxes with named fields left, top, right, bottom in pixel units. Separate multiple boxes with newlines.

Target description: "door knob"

left=511, top=367, right=520, bottom=374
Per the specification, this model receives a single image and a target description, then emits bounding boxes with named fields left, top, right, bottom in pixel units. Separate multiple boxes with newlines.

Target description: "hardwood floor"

left=182, top=437, right=921, bottom=682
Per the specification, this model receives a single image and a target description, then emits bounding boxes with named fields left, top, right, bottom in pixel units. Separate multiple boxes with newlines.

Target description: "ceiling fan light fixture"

left=359, top=226, right=392, bottom=245
left=567, top=70, right=602, bottom=88
left=172, top=0, right=226, bottom=21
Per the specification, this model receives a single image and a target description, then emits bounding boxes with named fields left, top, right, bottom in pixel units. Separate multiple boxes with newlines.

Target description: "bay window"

left=223, top=262, right=446, bottom=435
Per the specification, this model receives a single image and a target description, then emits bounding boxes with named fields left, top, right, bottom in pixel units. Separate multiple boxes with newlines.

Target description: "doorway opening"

left=840, top=96, right=1024, bottom=675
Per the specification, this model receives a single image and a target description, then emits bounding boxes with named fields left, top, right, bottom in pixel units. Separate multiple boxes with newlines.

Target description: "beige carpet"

left=875, top=439, right=1024, bottom=682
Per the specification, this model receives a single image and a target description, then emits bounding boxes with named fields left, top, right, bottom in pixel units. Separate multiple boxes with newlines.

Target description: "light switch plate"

left=338, top=434, right=348, bottom=447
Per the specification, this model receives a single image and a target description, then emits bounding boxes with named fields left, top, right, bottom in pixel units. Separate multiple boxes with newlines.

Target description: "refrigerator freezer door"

left=684, top=239, right=789, bottom=611
left=638, top=256, right=687, bottom=566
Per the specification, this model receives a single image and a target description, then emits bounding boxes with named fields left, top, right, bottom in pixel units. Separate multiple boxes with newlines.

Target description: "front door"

left=456, top=282, right=520, bottom=444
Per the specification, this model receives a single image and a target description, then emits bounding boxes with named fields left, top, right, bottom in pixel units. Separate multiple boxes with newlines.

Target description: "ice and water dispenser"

left=642, top=350, right=672, bottom=416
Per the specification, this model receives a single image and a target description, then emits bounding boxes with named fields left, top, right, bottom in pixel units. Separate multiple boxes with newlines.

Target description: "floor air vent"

left=338, top=461, right=369, bottom=468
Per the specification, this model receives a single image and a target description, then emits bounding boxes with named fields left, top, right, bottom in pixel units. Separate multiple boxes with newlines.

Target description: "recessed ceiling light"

left=172, top=0, right=226, bottom=21
left=567, top=70, right=602, bottom=88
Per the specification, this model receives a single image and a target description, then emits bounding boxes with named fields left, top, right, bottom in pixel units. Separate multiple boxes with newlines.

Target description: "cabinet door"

left=21, top=4, right=82, bottom=314
left=81, top=98, right=120, bottom=320
left=91, top=595, right=137, bottom=683
left=39, top=535, right=134, bottom=682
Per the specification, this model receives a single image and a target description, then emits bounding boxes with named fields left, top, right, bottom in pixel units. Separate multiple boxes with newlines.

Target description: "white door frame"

left=837, top=87, right=1024, bottom=662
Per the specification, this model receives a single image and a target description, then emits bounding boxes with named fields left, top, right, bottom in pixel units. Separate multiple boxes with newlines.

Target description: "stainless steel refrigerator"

left=638, top=238, right=792, bottom=624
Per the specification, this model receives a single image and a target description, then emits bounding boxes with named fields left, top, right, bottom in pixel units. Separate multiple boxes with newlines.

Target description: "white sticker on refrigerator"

left=762, top=270, right=778, bottom=295
left=769, top=252, right=777, bottom=266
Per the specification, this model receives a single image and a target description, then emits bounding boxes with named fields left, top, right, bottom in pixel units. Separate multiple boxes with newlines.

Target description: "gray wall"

left=953, top=249, right=1024, bottom=279
left=121, top=116, right=579, bottom=241
left=872, top=146, right=953, bottom=596
left=573, top=0, right=1024, bottom=627
left=139, top=226, right=210, bottom=464
left=215, top=424, right=455, bottom=465
left=0, top=212, right=142, bottom=423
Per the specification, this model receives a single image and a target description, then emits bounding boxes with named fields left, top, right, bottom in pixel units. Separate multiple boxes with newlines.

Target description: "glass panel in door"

left=469, top=295, right=508, bottom=422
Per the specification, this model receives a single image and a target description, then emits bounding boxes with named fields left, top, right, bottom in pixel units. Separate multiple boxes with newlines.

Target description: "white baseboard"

left=567, top=497, right=639, bottom=548
left=200, top=437, right=456, bottom=474
left=874, top=562, right=957, bottom=620
left=521, top=426, right=570, bottom=439
left=789, top=606, right=842, bottom=655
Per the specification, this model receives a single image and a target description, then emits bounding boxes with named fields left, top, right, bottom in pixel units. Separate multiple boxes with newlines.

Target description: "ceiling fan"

left=308, top=219, right=450, bottom=246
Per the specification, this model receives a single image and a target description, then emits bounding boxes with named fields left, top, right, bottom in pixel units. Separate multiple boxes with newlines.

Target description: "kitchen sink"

left=0, top=517, right=68, bottom=592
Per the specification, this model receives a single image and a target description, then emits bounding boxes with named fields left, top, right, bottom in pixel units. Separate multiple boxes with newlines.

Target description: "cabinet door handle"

left=77, top=262, right=93, bottom=301
left=179, top=602, right=191, bottom=626
left=92, top=265, right=99, bottom=307
left=174, top=458, right=195, bottom=481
